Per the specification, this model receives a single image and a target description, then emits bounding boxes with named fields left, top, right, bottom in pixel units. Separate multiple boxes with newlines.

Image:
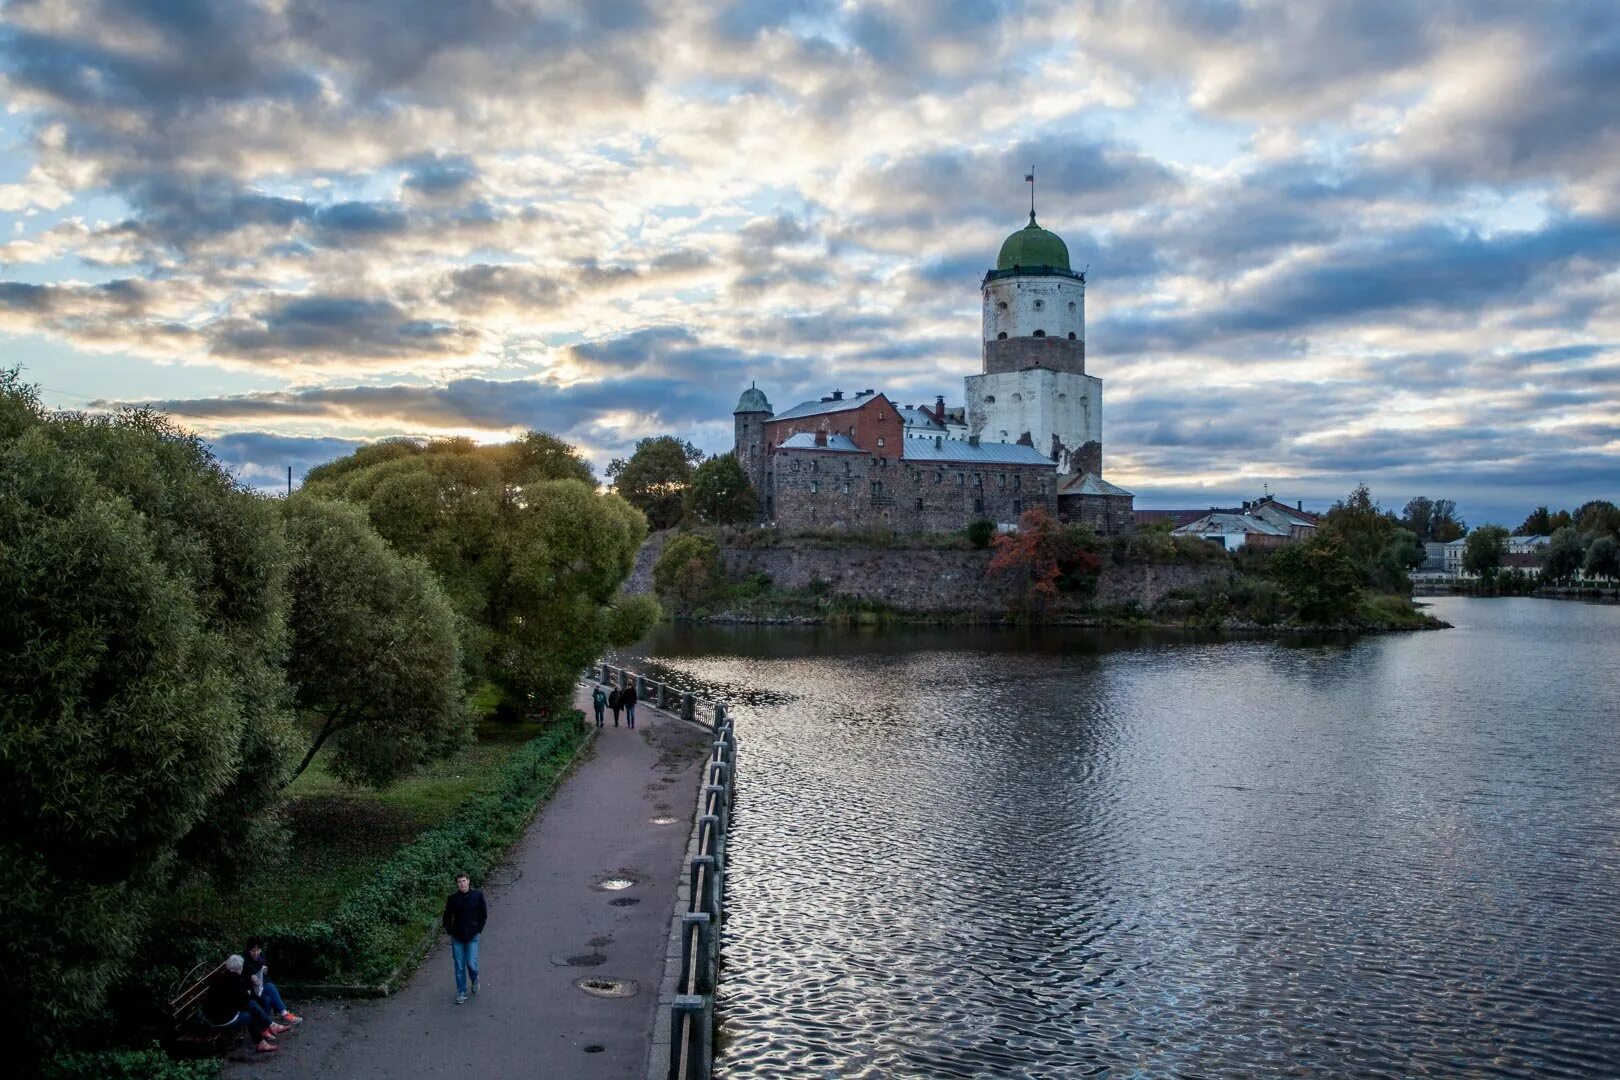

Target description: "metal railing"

left=594, top=663, right=727, bottom=730
left=592, top=663, right=736, bottom=1079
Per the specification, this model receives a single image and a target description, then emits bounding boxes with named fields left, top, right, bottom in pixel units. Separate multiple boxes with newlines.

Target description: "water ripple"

left=623, top=600, right=1620, bottom=1079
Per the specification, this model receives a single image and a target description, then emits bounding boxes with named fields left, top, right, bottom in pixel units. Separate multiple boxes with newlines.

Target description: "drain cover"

left=549, top=952, right=606, bottom=967
left=597, top=877, right=636, bottom=891
left=608, top=897, right=640, bottom=907
left=575, top=977, right=639, bottom=999
left=649, top=816, right=678, bottom=826
left=583, top=1045, right=605, bottom=1054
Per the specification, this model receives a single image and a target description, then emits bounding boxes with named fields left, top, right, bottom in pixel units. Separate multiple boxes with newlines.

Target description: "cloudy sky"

left=2, top=0, right=1617, bottom=525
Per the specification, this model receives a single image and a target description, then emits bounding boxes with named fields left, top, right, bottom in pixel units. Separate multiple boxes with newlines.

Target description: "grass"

left=157, top=706, right=555, bottom=957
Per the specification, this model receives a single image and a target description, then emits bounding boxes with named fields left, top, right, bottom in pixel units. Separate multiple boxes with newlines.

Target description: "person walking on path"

left=441, top=872, right=487, bottom=1004
left=591, top=684, right=608, bottom=728
left=623, top=680, right=638, bottom=730
left=608, top=686, right=622, bottom=726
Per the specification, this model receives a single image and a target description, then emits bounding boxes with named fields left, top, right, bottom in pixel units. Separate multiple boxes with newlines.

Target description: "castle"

left=733, top=206, right=1134, bottom=534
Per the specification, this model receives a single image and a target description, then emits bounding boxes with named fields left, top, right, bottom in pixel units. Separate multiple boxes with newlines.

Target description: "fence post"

left=658, top=682, right=670, bottom=710
left=690, top=854, right=718, bottom=916
left=682, top=692, right=696, bottom=723
left=678, top=911, right=714, bottom=995
left=669, top=994, right=711, bottom=1079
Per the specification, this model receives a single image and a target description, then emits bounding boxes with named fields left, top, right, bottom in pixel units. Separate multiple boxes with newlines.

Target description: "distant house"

left=1421, top=542, right=1447, bottom=572
left=1506, top=534, right=1552, bottom=556
left=1444, top=538, right=1468, bottom=576
left=1173, top=511, right=1292, bottom=551
left=1168, top=495, right=1316, bottom=551
left=1503, top=552, right=1543, bottom=577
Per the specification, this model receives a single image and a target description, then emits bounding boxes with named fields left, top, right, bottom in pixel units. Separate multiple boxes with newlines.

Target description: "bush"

left=260, top=717, right=588, bottom=984
left=44, top=1047, right=219, bottom=1080
left=1, top=373, right=294, bottom=1060
left=966, top=519, right=996, bottom=548
left=1270, top=535, right=1363, bottom=622
left=652, top=533, right=723, bottom=609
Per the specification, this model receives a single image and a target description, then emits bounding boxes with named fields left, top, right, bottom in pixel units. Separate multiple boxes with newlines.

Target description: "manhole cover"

left=609, top=897, right=640, bottom=907
left=649, top=816, right=678, bottom=826
left=575, top=977, right=639, bottom=999
left=550, top=953, right=606, bottom=967
left=584, top=1045, right=605, bottom=1054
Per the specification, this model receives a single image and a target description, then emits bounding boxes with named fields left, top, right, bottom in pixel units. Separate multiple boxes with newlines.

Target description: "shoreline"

left=671, top=610, right=1450, bottom=634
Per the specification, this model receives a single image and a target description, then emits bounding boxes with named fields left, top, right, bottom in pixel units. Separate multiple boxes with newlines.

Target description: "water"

left=622, top=598, right=1620, bottom=1078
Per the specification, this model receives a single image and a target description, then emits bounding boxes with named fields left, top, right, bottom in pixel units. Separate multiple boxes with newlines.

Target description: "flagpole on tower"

left=1025, top=166, right=1036, bottom=222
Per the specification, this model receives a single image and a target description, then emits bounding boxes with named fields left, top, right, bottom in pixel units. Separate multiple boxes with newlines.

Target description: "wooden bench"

left=166, top=960, right=241, bottom=1053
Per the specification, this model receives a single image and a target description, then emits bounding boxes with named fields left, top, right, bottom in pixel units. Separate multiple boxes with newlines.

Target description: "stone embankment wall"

left=624, top=532, right=1230, bottom=615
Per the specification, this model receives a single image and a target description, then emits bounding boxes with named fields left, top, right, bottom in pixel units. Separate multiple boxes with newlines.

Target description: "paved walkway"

left=227, top=687, right=711, bottom=1079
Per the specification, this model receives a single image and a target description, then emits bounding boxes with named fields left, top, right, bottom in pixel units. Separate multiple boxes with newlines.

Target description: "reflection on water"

left=621, top=598, right=1620, bottom=1078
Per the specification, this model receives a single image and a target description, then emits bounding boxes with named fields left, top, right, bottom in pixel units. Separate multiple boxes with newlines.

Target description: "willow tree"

left=283, top=496, right=469, bottom=787
left=304, top=433, right=656, bottom=713
left=0, top=372, right=293, bottom=1058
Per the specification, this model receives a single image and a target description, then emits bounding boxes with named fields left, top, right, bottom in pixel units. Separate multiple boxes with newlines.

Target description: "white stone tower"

left=965, top=208, right=1103, bottom=475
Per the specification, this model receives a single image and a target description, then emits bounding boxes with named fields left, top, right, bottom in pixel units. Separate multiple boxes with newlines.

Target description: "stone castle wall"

left=624, top=532, right=1230, bottom=615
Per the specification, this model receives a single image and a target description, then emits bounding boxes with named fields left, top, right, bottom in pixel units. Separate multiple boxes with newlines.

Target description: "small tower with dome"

left=966, top=191, right=1103, bottom=476
left=733, top=382, right=773, bottom=510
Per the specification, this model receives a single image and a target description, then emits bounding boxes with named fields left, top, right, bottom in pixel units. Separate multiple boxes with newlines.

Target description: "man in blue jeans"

left=442, top=872, right=488, bottom=1004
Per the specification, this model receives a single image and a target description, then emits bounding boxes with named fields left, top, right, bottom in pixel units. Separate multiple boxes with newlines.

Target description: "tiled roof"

left=1059, top=472, right=1133, bottom=497
left=901, top=437, right=1055, bottom=466
left=771, top=393, right=885, bottom=422
left=1173, top=512, right=1290, bottom=537
left=899, top=407, right=944, bottom=430
left=777, top=432, right=867, bottom=453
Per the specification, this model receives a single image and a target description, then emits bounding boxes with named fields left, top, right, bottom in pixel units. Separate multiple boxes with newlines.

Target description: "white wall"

left=982, top=274, right=1085, bottom=345
left=963, top=368, right=1102, bottom=474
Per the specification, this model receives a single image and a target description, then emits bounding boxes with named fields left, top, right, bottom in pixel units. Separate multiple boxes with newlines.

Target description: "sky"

left=1, top=0, right=1617, bottom=527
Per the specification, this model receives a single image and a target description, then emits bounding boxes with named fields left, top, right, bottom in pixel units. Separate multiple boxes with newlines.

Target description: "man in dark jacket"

left=608, top=686, right=622, bottom=726
left=442, top=872, right=488, bottom=1004
left=623, top=680, right=638, bottom=729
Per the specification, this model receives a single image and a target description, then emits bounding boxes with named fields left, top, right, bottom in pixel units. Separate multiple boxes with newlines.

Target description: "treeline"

left=0, top=372, right=655, bottom=1062
left=608, top=435, right=759, bottom=529
left=1464, top=500, right=1620, bottom=583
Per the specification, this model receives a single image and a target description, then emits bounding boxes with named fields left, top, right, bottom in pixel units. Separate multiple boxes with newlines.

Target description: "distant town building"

left=734, top=201, right=1132, bottom=533
left=1167, top=495, right=1319, bottom=551
left=1506, top=534, right=1552, bottom=556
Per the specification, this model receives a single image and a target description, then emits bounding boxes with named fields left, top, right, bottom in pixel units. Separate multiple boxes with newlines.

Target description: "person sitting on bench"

left=200, top=954, right=288, bottom=1053
left=244, top=940, right=302, bottom=1027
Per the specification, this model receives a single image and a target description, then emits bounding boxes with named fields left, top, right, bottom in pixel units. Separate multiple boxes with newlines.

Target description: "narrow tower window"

left=1033, top=329, right=1046, bottom=338
left=1068, top=332, right=1076, bottom=340
left=997, top=332, right=1008, bottom=339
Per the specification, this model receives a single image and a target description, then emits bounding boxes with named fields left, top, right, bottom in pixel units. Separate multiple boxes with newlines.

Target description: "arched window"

left=997, top=331, right=1008, bottom=339
left=1068, top=332, right=1076, bottom=340
left=1011, top=392, right=1023, bottom=402
left=1068, top=301, right=1076, bottom=311
left=1033, top=329, right=1046, bottom=338
left=997, top=301, right=1008, bottom=311
left=1033, top=299, right=1044, bottom=310
left=984, top=395, right=995, bottom=403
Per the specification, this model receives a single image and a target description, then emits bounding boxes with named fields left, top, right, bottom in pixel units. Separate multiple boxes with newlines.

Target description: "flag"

left=1025, top=173, right=1034, bottom=182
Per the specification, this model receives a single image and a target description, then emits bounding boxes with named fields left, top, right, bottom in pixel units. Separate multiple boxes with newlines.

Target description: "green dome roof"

left=996, top=213, right=1070, bottom=271
left=734, top=383, right=772, bottom=414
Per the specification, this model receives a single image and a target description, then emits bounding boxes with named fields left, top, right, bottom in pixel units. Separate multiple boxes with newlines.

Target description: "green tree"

left=0, top=372, right=293, bottom=1059
left=986, top=509, right=1103, bottom=612
left=1517, top=506, right=1554, bottom=536
left=283, top=496, right=470, bottom=787
left=966, top=519, right=996, bottom=548
left=686, top=453, right=758, bottom=525
left=1583, top=535, right=1619, bottom=580
left=1463, top=525, right=1508, bottom=581
left=1430, top=499, right=1466, bottom=542
left=607, top=436, right=704, bottom=530
left=1539, top=526, right=1586, bottom=584
left=1269, top=535, right=1363, bottom=622
left=1401, top=496, right=1435, bottom=541
left=653, top=533, right=724, bottom=609
left=304, top=434, right=653, bottom=713
left=1573, top=499, right=1620, bottom=539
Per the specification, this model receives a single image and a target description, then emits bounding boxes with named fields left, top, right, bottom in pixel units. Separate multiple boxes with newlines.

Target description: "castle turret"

left=966, top=208, right=1102, bottom=475
left=733, top=382, right=773, bottom=517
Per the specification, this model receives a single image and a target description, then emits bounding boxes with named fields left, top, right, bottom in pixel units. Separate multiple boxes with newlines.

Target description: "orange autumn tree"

left=987, top=507, right=1103, bottom=611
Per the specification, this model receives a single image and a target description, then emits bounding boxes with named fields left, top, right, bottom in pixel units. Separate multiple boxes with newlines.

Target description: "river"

left=621, top=597, right=1620, bottom=1078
